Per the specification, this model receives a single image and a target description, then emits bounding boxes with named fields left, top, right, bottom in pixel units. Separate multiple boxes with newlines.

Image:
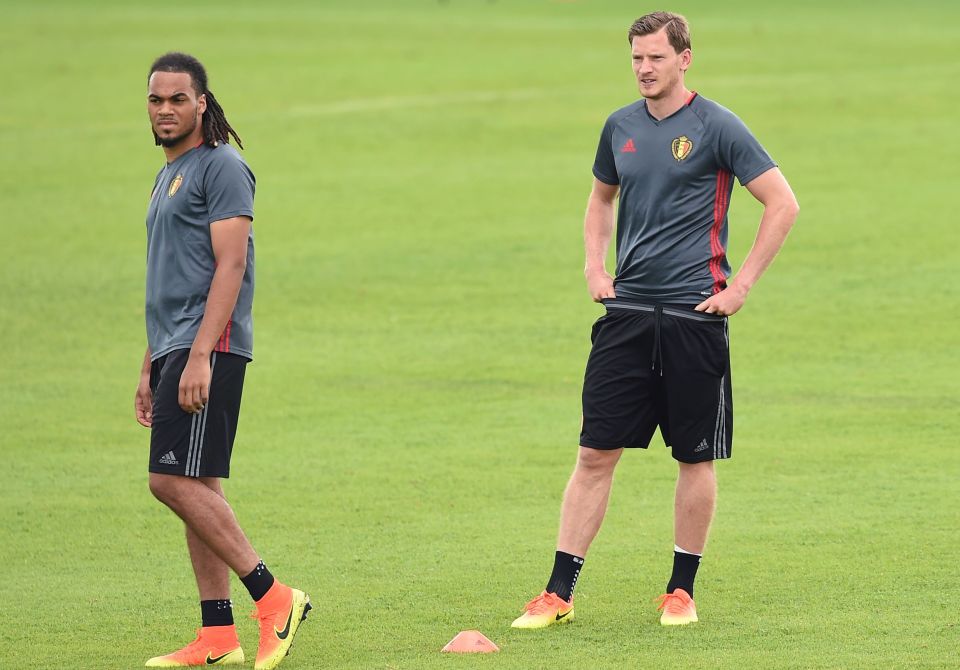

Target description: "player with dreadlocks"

left=135, top=52, right=311, bottom=669
left=149, top=52, right=243, bottom=149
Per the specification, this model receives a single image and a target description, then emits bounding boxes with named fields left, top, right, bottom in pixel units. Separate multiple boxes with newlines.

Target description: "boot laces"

left=525, top=592, right=565, bottom=614
left=656, top=591, right=690, bottom=614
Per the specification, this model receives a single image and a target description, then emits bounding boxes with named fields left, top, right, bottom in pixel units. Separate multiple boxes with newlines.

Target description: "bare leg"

left=674, top=461, right=717, bottom=553
left=556, top=447, right=623, bottom=556
left=150, top=473, right=259, bottom=577
left=186, top=477, right=231, bottom=600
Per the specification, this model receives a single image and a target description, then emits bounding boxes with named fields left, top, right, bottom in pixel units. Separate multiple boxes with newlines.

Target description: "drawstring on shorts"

left=651, top=305, right=664, bottom=376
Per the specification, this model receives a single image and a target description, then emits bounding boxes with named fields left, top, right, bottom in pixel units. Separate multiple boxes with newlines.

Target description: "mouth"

left=156, top=119, right=177, bottom=129
left=639, top=78, right=656, bottom=87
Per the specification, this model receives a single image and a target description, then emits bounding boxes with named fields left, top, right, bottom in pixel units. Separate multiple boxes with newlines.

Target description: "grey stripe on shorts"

left=184, top=352, right=217, bottom=477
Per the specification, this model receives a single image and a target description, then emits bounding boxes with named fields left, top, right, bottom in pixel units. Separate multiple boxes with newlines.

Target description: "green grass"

left=1, top=0, right=958, bottom=668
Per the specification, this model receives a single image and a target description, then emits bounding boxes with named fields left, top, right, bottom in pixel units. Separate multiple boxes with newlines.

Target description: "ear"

left=197, top=93, right=207, bottom=116
left=680, top=48, right=692, bottom=72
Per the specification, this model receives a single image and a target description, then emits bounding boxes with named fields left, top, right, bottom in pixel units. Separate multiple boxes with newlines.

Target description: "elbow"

left=783, top=197, right=800, bottom=224
left=218, top=257, right=247, bottom=275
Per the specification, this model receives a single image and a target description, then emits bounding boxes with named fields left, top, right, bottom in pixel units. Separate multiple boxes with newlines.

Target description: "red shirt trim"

left=709, top=170, right=732, bottom=293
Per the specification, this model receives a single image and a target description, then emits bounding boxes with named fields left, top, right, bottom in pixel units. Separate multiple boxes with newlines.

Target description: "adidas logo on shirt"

left=158, top=451, right=179, bottom=465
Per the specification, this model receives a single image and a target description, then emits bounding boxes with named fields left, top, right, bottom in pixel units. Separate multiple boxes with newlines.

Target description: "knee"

left=575, top=447, right=621, bottom=480
left=678, top=460, right=715, bottom=478
left=149, top=473, right=184, bottom=507
left=198, top=476, right=225, bottom=499
left=677, top=461, right=717, bottom=488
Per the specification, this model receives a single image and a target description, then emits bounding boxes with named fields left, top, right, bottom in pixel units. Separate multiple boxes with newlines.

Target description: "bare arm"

left=695, top=167, right=799, bottom=316
left=584, top=178, right=620, bottom=302
left=178, top=216, right=251, bottom=413
left=135, top=346, right=152, bottom=427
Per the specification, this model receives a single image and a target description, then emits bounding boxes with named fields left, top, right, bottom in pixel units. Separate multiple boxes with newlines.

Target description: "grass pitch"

left=1, top=1, right=958, bottom=668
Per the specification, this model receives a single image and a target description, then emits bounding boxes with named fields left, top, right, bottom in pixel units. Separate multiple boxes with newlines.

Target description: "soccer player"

left=134, top=52, right=310, bottom=668
left=511, top=12, right=799, bottom=628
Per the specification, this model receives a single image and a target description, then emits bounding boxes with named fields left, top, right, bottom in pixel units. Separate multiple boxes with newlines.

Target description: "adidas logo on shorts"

left=693, top=439, right=710, bottom=453
left=158, top=451, right=179, bottom=465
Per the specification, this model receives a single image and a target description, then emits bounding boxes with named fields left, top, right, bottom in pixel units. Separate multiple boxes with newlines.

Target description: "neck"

left=645, top=84, right=691, bottom=121
left=162, top=128, right=204, bottom=163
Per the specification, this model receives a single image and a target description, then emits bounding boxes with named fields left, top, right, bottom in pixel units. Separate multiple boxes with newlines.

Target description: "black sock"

left=545, top=551, right=584, bottom=602
left=200, top=599, right=234, bottom=627
left=666, top=550, right=701, bottom=598
left=240, top=560, right=275, bottom=602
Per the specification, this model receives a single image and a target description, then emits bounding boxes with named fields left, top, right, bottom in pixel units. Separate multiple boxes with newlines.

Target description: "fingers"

left=706, top=304, right=732, bottom=316
left=179, top=385, right=207, bottom=414
left=178, top=359, right=211, bottom=414
left=135, top=390, right=153, bottom=427
left=135, top=403, right=152, bottom=427
left=178, top=381, right=207, bottom=414
left=695, top=297, right=729, bottom=316
left=592, top=290, right=616, bottom=303
left=179, top=379, right=197, bottom=413
left=590, top=280, right=616, bottom=302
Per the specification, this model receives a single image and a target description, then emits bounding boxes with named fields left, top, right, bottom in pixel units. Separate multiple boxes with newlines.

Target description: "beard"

left=153, top=112, right=200, bottom=147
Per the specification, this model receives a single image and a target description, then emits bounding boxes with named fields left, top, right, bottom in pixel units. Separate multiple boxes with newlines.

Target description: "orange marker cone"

left=441, top=630, right=500, bottom=653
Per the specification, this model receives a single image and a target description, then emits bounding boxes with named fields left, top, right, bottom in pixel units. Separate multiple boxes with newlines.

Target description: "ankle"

left=200, top=624, right=239, bottom=643
left=255, top=580, right=290, bottom=610
left=241, top=560, right=276, bottom=603
left=200, top=599, right=235, bottom=628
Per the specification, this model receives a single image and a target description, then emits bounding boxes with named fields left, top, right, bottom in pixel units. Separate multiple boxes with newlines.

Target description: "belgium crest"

left=671, top=136, right=693, bottom=161
left=167, top=174, right=184, bottom=197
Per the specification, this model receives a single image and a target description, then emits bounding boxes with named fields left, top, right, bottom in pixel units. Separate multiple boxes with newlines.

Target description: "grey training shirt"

left=593, top=93, right=776, bottom=305
left=145, top=143, right=255, bottom=361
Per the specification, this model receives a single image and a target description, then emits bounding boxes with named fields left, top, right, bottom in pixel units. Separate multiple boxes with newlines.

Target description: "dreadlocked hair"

left=148, top=52, right=243, bottom=149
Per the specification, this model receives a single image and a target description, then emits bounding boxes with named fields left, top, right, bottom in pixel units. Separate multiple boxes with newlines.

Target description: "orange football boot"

left=145, top=626, right=244, bottom=667
left=251, top=582, right=312, bottom=670
left=656, top=588, right=699, bottom=625
left=511, top=591, right=575, bottom=629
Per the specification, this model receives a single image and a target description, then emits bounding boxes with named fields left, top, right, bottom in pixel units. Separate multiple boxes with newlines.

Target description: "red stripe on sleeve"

left=215, top=320, right=232, bottom=353
left=709, top=171, right=731, bottom=294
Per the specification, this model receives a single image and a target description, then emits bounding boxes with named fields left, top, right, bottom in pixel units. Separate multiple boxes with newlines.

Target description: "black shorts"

left=149, top=349, right=247, bottom=478
left=580, top=300, right=732, bottom=463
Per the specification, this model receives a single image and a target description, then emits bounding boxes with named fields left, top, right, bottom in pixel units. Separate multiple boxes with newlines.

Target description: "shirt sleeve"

left=202, top=147, right=256, bottom=224
left=592, top=116, right=619, bottom=186
left=714, top=110, right=776, bottom=186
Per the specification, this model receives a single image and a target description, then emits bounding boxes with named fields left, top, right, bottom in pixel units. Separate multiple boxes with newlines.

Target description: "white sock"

left=674, top=544, right=702, bottom=557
